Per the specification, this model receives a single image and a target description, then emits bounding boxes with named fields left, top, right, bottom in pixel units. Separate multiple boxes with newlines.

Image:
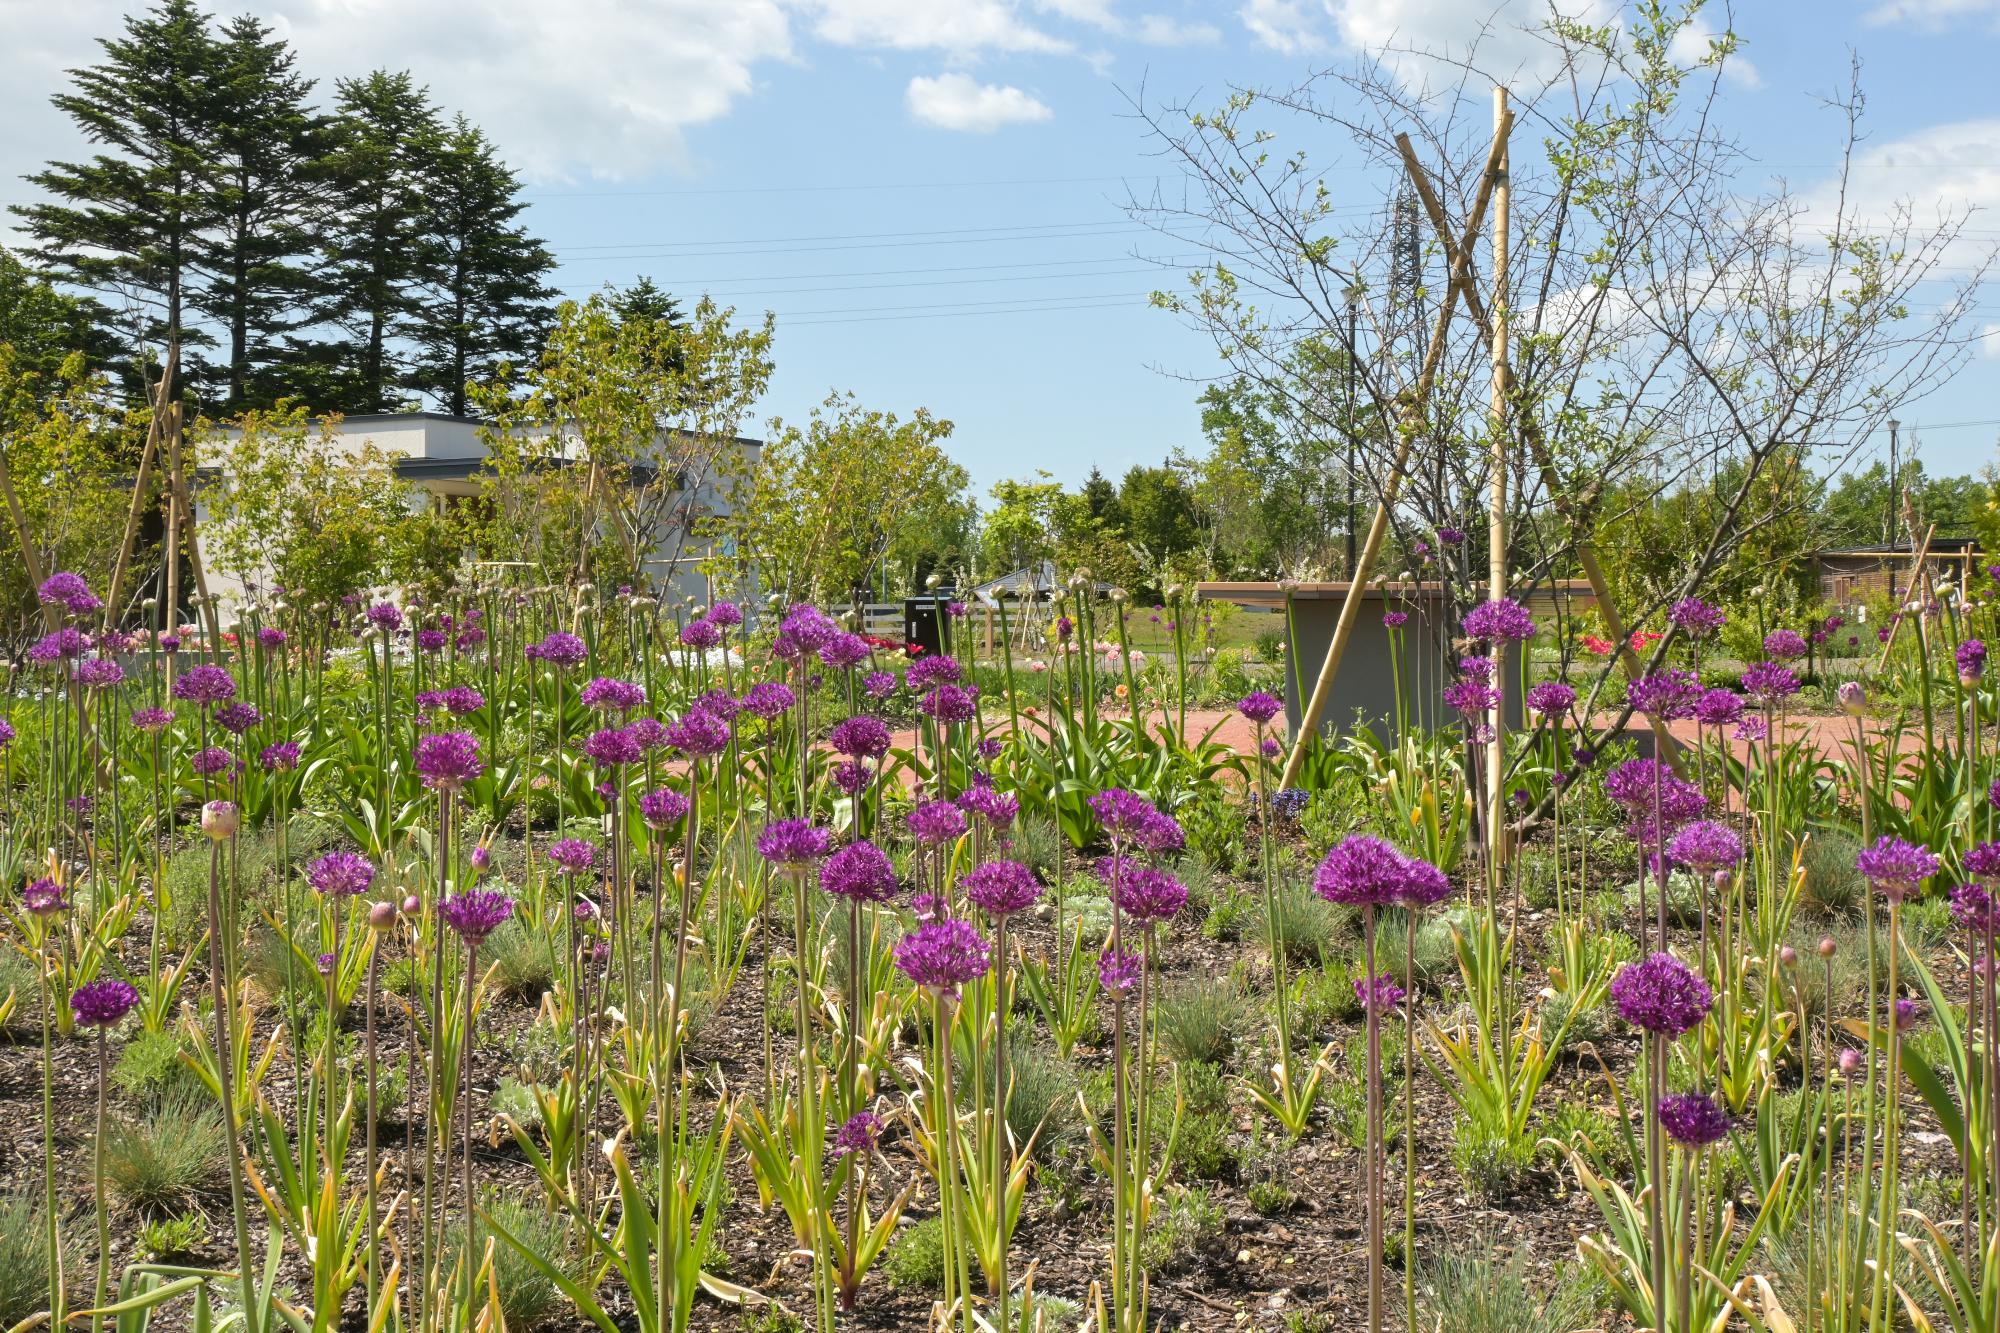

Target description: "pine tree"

left=12, top=0, right=226, bottom=374
left=409, top=117, right=555, bottom=416
left=297, top=70, right=441, bottom=412
left=0, top=246, right=115, bottom=384
left=196, top=15, right=325, bottom=410
left=607, top=277, right=688, bottom=379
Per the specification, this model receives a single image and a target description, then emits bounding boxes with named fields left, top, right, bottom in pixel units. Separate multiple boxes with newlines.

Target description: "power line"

left=785, top=297, right=1145, bottom=328
left=551, top=259, right=1202, bottom=299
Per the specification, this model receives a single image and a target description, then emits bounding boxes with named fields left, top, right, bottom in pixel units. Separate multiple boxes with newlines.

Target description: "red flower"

left=1581, top=634, right=1615, bottom=656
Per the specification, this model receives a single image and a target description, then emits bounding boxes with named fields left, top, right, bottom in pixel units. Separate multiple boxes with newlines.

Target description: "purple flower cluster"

left=1740, top=660, right=1800, bottom=706
left=172, top=665, right=238, bottom=706
left=70, top=978, right=139, bottom=1028
left=830, top=715, right=892, bottom=759
left=1855, top=836, right=1939, bottom=902
left=1313, top=835, right=1450, bottom=909
left=1657, top=1092, right=1731, bottom=1147
left=640, top=787, right=691, bottom=829
left=214, top=702, right=261, bottom=735
left=918, top=683, right=979, bottom=724
left=821, top=840, right=899, bottom=903
left=260, top=742, right=301, bottom=772
left=1695, top=688, right=1744, bottom=728
left=894, top=917, right=991, bottom=992
left=666, top=707, right=732, bottom=758
left=832, top=1111, right=882, bottom=1158
left=1763, top=629, right=1808, bottom=661
left=548, top=839, right=598, bottom=875
left=440, top=889, right=515, bottom=945
left=959, top=786, right=1019, bottom=828
left=739, top=681, right=797, bottom=720
left=680, top=618, right=721, bottom=650
left=77, top=658, right=124, bottom=690
left=961, top=860, right=1042, bottom=917
left=1961, top=639, right=1988, bottom=684
left=22, top=878, right=67, bottom=915
left=527, top=631, right=588, bottom=669
left=1353, top=973, right=1406, bottom=1014
left=1667, top=598, right=1727, bottom=639
left=758, top=818, right=833, bottom=866
left=1106, top=864, right=1187, bottom=922
left=27, top=628, right=89, bottom=664
left=820, top=632, right=870, bottom=670
left=1462, top=598, right=1536, bottom=643
left=907, top=655, right=962, bottom=689
left=1668, top=820, right=1744, bottom=875
left=365, top=602, right=404, bottom=633
left=415, top=731, right=483, bottom=791
left=1610, top=952, right=1712, bottom=1037
left=776, top=605, right=839, bottom=658
left=39, top=572, right=102, bottom=615
left=863, top=670, right=897, bottom=699
left=1525, top=681, right=1576, bottom=717
left=909, top=800, right=968, bottom=846
left=1098, top=949, right=1141, bottom=992
left=580, top=677, right=647, bottom=712
left=583, top=726, right=643, bottom=768
left=1238, top=691, right=1284, bottom=726
left=307, top=851, right=375, bottom=897
left=1627, top=669, right=1702, bottom=721
left=416, top=685, right=485, bottom=717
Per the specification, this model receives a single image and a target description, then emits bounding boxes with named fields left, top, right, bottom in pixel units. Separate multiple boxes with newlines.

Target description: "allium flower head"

left=257, top=627, right=287, bottom=649
left=819, top=632, right=870, bottom=670
left=1668, top=820, right=1744, bottom=875
left=1106, top=863, right=1186, bottom=921
left=70, top=978, right=139, bottom=1028
left=1667, top=598, right=1727, bottom=639
left=1444, top=678, right=1502, bottom=717
left=832, top=1111, right=882, bottom=1158
left=1763, top=629, right=1808, bottom=661
left=415, top=731, right=483, bottom=791
left=191, top=746, right=236, bottom=777
left=639, top=787, right=691, bottom=829
left=1951, top=880, right=1998, bottom=933
left=821, top=840, right=898, bottom=903
left=662, top=706, right=729, bottom=757
left=0, top=719, right=15, bottom=746
left=909, top=800, right=968, bottom=846
left=414, top=629, right=447, bottom=653
left=1855, top=836, right=1938, bottom=902
left=1098, top=949, right=1142, bottom=992
left=918, top=683, right=978, bottom=723
left=863, top=670, right=896, bottom=699
left=959, top=786, right=1019, bottom=828
left=907, top=655, right=962, bottom=689
left=1396, top=855, right=1453, bottom=907
left=1462, top=598, right=1536, bottom=643
left=739, top=681, right=796, bottom=720
left=172, top=665, right=238, bottom=706
left=1657, top=1092, right=1731, bottom=1148
left=39, top=572, right=101, bottom=614
left=214, top=701, right=261, bottom=735
left=707, top=601, right=743, bottom=628
left=961, top=860, right=1041, bottom=917
left=1694, top=688, right=1744, bottom=727
left=1525, top=681, right=1576, bottom=716
left=829, top=715, right=891, bottom=759
left=1090, top=788, right=1160, bottom=844
left=439, top=889, right=514, bottom=945
left=758, top=818, right=833, bottom=866
left=1135, top=809, right=1185, bottom=856
left=894, top=917, right=991, bottom=992
left=580, top=677, right=646, bottom=712
left=531, top=631, right=588, bottom=669
left=22, top=877, right=67, bottom=916
left=1611, top=952, right=1712, bottom=1036
left=1313, top=835, right=1411, bottom=907
left=777, top=605, right=838, bottom=656
left=435, top=686, right=485, bottom=716
left=1961, top=639, right=1988, bottom=684
left=1354, top=973, right=1406, bottom=1013
left=1627, top=669, right=1702, bottom=721
left=583, top=726, right=643, bottom=767
left=548, top=839, right=598, bottom=875
left=680, top=618, right=721, bottom=650
left=28, top=628, right=89, bottom=664
left=365, top=602, right=404, bottom=632
left=1740, top=660, right=1800, bottom=706
left=833, top=759, right=872, bottom=795
left=77, top=657, right=124, bottom=690
left=1965, top=842, right=2000, bottom=884
left=308, top=851, right=375, bottom=897
left=1238, top=691, right=1284, bottom=725
left=1382, top=610, right=1409, bottom=629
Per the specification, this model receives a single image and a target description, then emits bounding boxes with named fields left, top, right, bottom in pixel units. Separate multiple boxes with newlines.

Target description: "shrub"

left=486, top=918, right=560, bottom=1001
left=104, top=1093, right=228, bottom=1215
left=1267, top=874, right=1343, bottom=966
left=1012, top=817, right=1062, bottom=882
left=1139, top=1185, right=1223, bottom=1275
left=1416, top=1238, right=1605, bottom=1333
left=1004, top=1043, right=1079, bottom=1158
left=136, top=1211, right=206, bottom=1261
left=1179, top=792, right=1245, bottom=873
left=0, top=1191, right=78, bottom=1325
left=884, top=1216, right=946, bottom=1291
left=1200, top=881, right=1257, bottom=942
left=114, top=1027, right=206, bottom=1103
left=1801, top=829, right=1865, bottom=917
left=1451, top=1111, right=1538, bottom=1203
left=1155, top=977, right=1248, bottom=1067
left=451, top=1195, right=575, bottom=1329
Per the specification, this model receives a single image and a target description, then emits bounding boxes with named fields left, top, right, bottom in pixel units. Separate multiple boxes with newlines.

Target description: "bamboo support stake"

left=1485, top=86, right=1511, bottom=862
left=166, top=410, right=223, bottom=649
left=1279, top=108, right=1515, bottom=790
left=105, top=346, right=177, bottom=630
left=0, top=442, right=54, bottom=631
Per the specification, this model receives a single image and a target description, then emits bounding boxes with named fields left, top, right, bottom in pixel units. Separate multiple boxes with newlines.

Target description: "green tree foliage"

left=1818, top=459, right=1984, bottom=548
left=980, top=475, right=1063, bottom=575
left=727, top=391, right=967, bottom=605
left=409, top=117, right=557, bottom=415
left=0, top=248, right=113, bottom=386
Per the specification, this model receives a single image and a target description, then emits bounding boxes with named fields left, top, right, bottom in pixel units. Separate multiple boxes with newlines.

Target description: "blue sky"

left=5, top=0, right=2000, bottom=495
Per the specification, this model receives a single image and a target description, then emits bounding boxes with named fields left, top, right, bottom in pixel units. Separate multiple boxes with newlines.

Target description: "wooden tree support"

left=1278, top=105, right=1514, bottom=790
left=104, top=344, right=178, bottom=630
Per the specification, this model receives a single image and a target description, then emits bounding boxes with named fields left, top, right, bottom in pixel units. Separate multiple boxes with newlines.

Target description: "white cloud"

left=1134, top=13, right=1223, bottom=43
left=1, top=0, right=794, bottom=189
left=1238, top=0, right=1332, bottom=53
left=1979, top=322, right=2000, bottom=360
left=1864, top=0, right=2000, bottom=28
left=906, top=72, right=1054, bottom=131
left=1802, top=118, right=2000, bottom=264
left=802, top=0, right=1073, bottom=55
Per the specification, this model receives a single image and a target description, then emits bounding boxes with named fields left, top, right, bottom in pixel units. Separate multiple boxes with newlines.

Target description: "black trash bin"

left=903, top=591, right=955, bottom=659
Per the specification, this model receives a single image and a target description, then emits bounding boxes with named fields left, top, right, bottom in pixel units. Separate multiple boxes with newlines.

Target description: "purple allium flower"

left=435, top=686, right=485, bottom=715
left=158, top=634, right=181, bottom=652
left=439, top=889, right=514, bottom=946
left=1462, top=598, right=1536, bottom=643
left=1961, top=639, right=1988, bottom=684
left=414, top=731, right=483, bottom=791
left=832, top=1111, right=882, bottom=1158
left=455, top=625, right=487, bottom=652
left=1668, top=820, right=1744, bottom=875
left=1694, top=688, right=1744, bottom=728
left=908, top=655, right=963, bottom=689
left=1525, top=681, right=1576, bottom=716
left=0, top=718, right=15, bottom=746
left=911, top=892, right=947, bottom=923
left=22, top=878, right=67, bottom=916
left=1657, top=1092, right=1731, bottom=1148
left=38, top=572, right=101, bottom=614
left=580, top=677, right=647, bottom=713
left=959, top=786, right=1020, bottom=828
left=758, top=818, right=833, bottom=866
left=1055, top=615, right=1074, bottom=642
left=1089, top=788, right=1159, bottom=843
left=1313, top=835, right=1412, bottom=907
left=629, top=717, right=670, bottom=754
left=1893, top=996, right=1923, bottom=1030
left=365, top=602, right=404, bottom=633
left=1763, top=629, right=1808, bottom=661
left=1098, top=949, right=1142, bottom=993
left=1667, top=598, right=1727, bottom=639
left=1627, top=669, right=1702, bottom=721
left=1855, top=836, right=1939, bottom=902
left=708, top=601, right=743, bottom=629
left=257, top=627, right=287, bottom=649
left=821, top=840, right=899, bottom=903
left=918, top=683, right=978, bottom=724
left=1382, top=611, right=1409, bottom=629
left=533, top=631, right=588, bottom=670
left=975, top=736, right=1004, bottom=761
left=1354, top=973, right=1406, bottom=1013
left=214, top=701, right=261, bottom=735
left=308, top=851, right=375, bottom=897
left=1238, top=691, right=1284, bottom=725
left=894, top=917, right=991, bottom=992
left=77, top=658, right=124, bottom=690
left=1966, top=842, right=2000, bottom=884
left=191, top=746, right=235, bottom=777
left=1610, top=952, right=1713, bottom=1037
left=315, top=951, right=336, bottom=976
left=1459, top=655, right=1496, bottom=681
left=1107, top=864, right=1186, bottom=922
left=260, top=741, right=301, bottom=772
left=1444, top=679, right=1502, bottom=716
left=27, top=627, right=89, bottom=663
left=1951, top=881, right=1997, bottom=933
left=666, top=707, right=732, bottom=758
left=820, top=632, right=871, bottom=670
left=777, top=605, right=839, bottom=656
left=863, top=670, right=896, bottom=699
left=469, top=845, right=491, bottom=876
left=172, top=665, right=238, bottom=706
left=1740, top=661, right=1800, bottom=706
left=1602, top=758, right=1696, bottom=814
left=909, top=800, right=969, bottom=846
left=961, top=860, right=1041, bottom=917
left=583, top=726, right=643, bottom=768
left=1396, top=855, right=1453, bottom=907
left=640, top=787, right=691, bottom=829
left=830, top=715, right=892, bottom=759
left=832, top=759, right=872, bottom=794
left=680, top=618, right=721, bottom=650
left=1261, top=737, right=1281, bottom=757
left=1437, top=526, right=1467, bottom=546
left=1135, top=810, right=1185, bottom=857
left=414, top=629, right=447, bottom=654
left=548, top=839, right=598, bottom=876
left=70, top=978, right=139, bottom=1028
left=1735, top=715, right=1769, bottom=743
left=739, top=681, right=796, bottom=720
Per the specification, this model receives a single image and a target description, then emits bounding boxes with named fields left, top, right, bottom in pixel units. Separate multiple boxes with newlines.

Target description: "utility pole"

left=1887, top=417, right=1901, bottom=548
left=1345, top=279, right=1359, bottom=578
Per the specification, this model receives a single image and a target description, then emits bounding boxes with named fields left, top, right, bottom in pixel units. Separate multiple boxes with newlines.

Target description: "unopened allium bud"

left=402, top=894, right=422, bottom=916
left=1838, top=1048, right=1863, bottom=1076
left=201, top=800, right=239, bottom=840
left=1819, top=936, right=1838, bottom=958
left=368, top=901, right=398, bottom=931
left=1837, top=681, right=1866, bottom=717
left=1779, top=945, right=1798, bottom=968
